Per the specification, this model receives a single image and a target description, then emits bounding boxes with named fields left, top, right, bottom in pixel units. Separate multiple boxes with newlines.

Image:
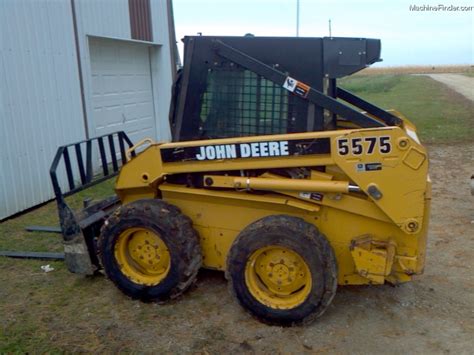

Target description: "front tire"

left=226, top=215, right=337, bottom=326
left=99, top=199, right=202, bottom=302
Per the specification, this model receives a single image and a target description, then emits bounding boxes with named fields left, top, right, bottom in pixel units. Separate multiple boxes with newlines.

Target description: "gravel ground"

left=423, top=74, right=474, bottom=101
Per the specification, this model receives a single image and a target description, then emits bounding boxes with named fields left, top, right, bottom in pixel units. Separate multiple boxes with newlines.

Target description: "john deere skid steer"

left=50, top=36, right=430, bottom=325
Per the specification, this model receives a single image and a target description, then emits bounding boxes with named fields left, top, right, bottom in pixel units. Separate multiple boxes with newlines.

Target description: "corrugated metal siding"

left=74, top=0, right=131, bottom=40
left=150, top=0, right=173, bottom=141
left=129, top=0, right=153, bottom=42
left=0, top=0, right=85, bottom=219
left=0, top=58, right=7, bottom=217
left=0, top=0, right=174, bottom=219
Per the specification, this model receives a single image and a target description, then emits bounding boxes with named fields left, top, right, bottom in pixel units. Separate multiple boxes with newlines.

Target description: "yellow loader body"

left=115, top=114, right=430, bottom=286
left=49, top=35, right=431, bottom=325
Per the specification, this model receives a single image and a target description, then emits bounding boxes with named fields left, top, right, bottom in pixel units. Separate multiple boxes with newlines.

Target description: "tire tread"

left=99, top=199, right=202, bottom=302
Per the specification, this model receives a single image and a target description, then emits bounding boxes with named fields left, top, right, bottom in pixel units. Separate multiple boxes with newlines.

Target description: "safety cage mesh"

left=199, top=67, right=307, bottom=138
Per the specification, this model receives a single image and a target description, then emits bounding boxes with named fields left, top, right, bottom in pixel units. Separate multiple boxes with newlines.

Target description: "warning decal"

left=283, top=76, right=311, bottom=98
left=299, top=192, right=324, bottom=202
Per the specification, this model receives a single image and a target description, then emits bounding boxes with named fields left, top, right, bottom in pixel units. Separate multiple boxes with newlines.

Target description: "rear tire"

left=226, top=215, right=337, bottom=326
left=99, top=199, right=201, bottom=302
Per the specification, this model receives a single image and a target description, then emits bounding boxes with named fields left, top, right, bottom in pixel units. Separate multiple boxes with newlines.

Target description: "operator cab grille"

left=199, top=68, right=307, bottom=138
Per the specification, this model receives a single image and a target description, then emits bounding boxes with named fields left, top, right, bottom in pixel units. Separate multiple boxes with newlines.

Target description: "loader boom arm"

left=116, top=122, right=429, bottom=234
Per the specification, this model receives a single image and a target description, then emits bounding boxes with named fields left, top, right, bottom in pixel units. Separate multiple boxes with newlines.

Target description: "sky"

left=173, top=0, right=473, bottom=67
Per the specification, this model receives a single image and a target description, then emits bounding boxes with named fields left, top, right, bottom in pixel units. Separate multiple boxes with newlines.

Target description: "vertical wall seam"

left=166, top=0, right=178, bottom=78
left=71, top=0, right=89, bottom=139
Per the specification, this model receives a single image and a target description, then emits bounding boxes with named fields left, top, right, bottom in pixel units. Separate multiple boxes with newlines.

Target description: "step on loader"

left=50, top=36, right=431, bottom=326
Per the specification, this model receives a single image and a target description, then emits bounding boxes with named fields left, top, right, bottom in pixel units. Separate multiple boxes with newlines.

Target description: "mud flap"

left=63, top=233, right=95, bottom=275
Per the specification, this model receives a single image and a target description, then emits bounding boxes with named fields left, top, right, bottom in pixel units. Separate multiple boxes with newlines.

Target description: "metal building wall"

left=150, top=0, right=174, bottom=141
left=73, top=0, right=131, bottom=142
left=74, top=0, right=173, bottom=142
left=0, top=0, right=86, bottom=220
left=0, top=0, right=174, bottom=220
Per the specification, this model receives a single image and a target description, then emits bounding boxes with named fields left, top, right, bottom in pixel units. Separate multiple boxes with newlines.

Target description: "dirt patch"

left=1, top=143, right=473, bottom=353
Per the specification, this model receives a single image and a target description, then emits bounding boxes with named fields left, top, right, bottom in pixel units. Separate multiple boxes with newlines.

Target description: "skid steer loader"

left=50, top=36, right=430, bottom=325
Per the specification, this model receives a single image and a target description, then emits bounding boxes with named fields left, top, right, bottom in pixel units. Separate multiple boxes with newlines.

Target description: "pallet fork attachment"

left=49, top=131, right=134, bottom=274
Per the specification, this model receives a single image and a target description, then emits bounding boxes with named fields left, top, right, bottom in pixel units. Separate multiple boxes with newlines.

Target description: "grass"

left=0, top=180, right=115, bottom=253
left=0, top=180, right=135, bottom=353
left=0, top=180, right=116, bottom=352
left=339, top=74, right=474, bottom=143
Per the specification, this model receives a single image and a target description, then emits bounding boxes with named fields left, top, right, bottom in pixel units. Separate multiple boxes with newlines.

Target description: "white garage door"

left=89, top=37, right=156, bottom=143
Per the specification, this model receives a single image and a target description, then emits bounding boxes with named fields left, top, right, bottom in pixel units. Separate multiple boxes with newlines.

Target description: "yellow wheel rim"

left=114, top=227, right=171, bottom=286
left=245, top=246, right=312, bottom=309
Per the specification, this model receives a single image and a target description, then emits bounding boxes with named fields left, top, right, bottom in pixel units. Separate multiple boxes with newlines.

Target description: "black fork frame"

left=49, top=131, right=134, bottom=270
